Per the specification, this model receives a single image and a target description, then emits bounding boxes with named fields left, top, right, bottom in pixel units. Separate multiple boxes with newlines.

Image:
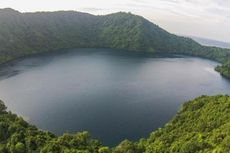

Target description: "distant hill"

left=190, top=36, right=230, bottom=49
left=0, top=8, right=199, bottom=58
left=1, top=8, right=230, bottom=78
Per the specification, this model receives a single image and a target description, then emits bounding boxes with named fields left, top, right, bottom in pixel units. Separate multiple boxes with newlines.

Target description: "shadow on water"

left=0, top=48, right=90, bottom=79
left=0, top=48, right=181, bottom=80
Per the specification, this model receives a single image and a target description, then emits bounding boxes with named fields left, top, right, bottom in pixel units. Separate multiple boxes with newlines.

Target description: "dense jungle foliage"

left=1, top=95, right=230, bottom=152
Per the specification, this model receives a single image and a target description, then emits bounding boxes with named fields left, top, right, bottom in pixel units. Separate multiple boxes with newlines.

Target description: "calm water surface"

left=0, top=48, right=230, bottom=146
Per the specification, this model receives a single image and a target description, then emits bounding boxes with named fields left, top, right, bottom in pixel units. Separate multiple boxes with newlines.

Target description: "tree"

left=0, top=100, right=6, bottom=113
left=15, top=142, right=25, bottom=153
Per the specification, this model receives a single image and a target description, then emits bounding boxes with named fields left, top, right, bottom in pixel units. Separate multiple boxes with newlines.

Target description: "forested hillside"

left=1, top=96, right=230, bottom=152
left=215, top=62, right=230, bottom=78
left=0, top=8, right=230, bottom=62
left=143, top=95, right=230, bottom=152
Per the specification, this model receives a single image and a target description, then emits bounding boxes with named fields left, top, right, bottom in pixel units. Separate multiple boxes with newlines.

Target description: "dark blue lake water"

left=0, top=48, right=230, bottom=146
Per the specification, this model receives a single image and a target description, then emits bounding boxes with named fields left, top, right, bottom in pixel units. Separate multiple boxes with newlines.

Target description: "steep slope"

left=99, top=12, right=202, bottom=53
left=215, top=61, right=230, bottom=78
left=1, top=8, right=230, bottom=79
left=144, top=95, right=230, bottom=152
left=1, top=96, right=230, bottom=152
left=0, top=8, right=102, bottom=61
left=113, top=95, right=230, bottom=153
left=99, top=12, right=146, bottom=51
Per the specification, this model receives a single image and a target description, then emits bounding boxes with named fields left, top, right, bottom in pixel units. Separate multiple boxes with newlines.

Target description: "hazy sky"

left=0, top=0, right=230, bottom=42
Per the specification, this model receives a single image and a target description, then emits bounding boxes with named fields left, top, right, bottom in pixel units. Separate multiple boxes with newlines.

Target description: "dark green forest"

left=215, top=61, right=230, bottom=78
left=0, top=8, right=230, bottom=78
left=1, top=96, right=230, bottom=152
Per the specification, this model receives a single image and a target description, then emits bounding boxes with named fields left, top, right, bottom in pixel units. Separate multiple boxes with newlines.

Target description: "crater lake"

left=0, top=48, right=230, bottom=146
